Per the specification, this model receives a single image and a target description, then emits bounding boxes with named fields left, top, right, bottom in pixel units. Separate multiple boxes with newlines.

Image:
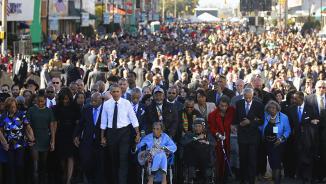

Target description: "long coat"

left=208, top=106, right=236, bottom=179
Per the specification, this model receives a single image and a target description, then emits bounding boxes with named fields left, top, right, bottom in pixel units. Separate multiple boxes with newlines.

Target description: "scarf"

left=182, top=109, right=196, bottom=132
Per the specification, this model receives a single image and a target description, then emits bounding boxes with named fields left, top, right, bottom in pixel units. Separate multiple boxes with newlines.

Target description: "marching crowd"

left=0, top=21, right=325, bottom=184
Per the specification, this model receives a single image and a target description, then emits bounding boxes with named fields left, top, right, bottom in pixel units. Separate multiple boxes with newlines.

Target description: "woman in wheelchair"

left=180, top=118, right=217, bottom=184
left=133, top=122, right=177, bottom=184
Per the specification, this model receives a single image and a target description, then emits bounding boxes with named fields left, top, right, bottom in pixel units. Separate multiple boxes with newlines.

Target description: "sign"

left=75, top=0, right=81, bottom=9
left=141, top=12, right=147, bottom=20
left=0, top=0, right=34, bottom=21
left=153, top=13, right=159, bottom=21
left=81, top=12, right=89, bottom=27
left=127, top=2, right=133, bottom=14
left=114, top=13, right=120, bottom=23
left=148, top=13, right=152, bottom=20
left=49, top=13, right=58, bottom=30
left=288, top=0, right=302, bottom=8
left=104, top=13, right=110, bottom=24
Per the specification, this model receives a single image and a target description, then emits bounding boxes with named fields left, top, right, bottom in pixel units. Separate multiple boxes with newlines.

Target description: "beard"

left=155, top=100, right=163, bottom=105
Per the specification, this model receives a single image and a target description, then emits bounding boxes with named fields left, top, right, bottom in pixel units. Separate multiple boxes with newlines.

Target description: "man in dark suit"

left=146, top=88, right=178, bottom=138
left=187, top=73, right=200, bottom=91
left=254, top=78, right=268, bottom=97
left=73, top=93, right=105, bottom=184
left=133, top=60, right=147, bottom=88
left=128, top=88, right=147, bottom=183
left=83, top=48, right=91, bottom=66
left=263, top=70, right=275, bottom=91
left=288, top=91, right=318, bottom=184
left=304, top=80, right=326, bottom=116
left=230, top=93, right=263, bottom=108
left=118, top=78, right=132, bottom=101
left=76, top=79, right=90, bottom=98
left=83, top=63, right=94, bottom=87
left=231, top=88, right=264, bottom=184
left=226, top=73, right=236, bottom=92
left=166, top=86, right=184, bottom=110
left=12, top=53, right=27, bottom=88
left=86, top=63, right=106, bottom=91
left=142, top=72, right=153, bottom=88
left=53, top=59, right=81, bottom=87
left=151, top=75, right=167, bottom=94
left=118, top=59, right=129, bottom=78
left=207, top=76, right=236, bottom=105
left=168, top=66, right=178, bottom=87
left=88, top=49, right=98, bottom=65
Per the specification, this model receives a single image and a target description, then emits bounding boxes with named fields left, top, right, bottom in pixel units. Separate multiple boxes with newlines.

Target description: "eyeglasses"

left=168, top=92, right=176, bottom=94
left=53, top=82, right=60, bottom=84
left=46, top=91, right=54, bottom=93
left=185, top=106, right=194, bottom=109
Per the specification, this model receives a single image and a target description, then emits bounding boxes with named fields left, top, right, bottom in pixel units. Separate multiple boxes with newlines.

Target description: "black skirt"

left=56, top=120, right=77, bottom=159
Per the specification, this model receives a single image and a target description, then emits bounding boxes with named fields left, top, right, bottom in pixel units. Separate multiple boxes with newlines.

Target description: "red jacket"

left=208, top=106, right=236, bottom=179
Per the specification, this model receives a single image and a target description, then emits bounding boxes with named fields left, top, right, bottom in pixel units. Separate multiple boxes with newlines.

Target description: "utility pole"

left=309, top=0, right=311, bottom=22
left=1, top=0, right=7, bottom=53
left=321, top=0, right=323, bottom=27
left=163, top=0, right=165, bottom=21
left=80, top=0, right=82, bottom=33
left=174, top=0, right=176, bottom=18
left=47, top=0, right=49, bottom=35
left=284, top=0, right=287, bottom=29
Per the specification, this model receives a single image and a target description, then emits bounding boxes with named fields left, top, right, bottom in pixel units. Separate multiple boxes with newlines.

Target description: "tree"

left=158, top=0, right=199, bottom=18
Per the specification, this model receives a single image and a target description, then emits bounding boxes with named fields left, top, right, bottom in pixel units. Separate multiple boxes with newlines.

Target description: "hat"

left=24, top=79, right=39, bottom=90
left=193, top=118, right=206, bottom=127
left=153, top=88, right=164, bottom=94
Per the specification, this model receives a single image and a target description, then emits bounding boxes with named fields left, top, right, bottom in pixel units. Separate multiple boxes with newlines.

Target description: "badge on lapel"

left=141, top=108, right=145, bottom=115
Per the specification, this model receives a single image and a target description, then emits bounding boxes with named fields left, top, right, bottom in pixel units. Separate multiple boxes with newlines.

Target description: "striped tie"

left=133, top=104, right=137, bottom=114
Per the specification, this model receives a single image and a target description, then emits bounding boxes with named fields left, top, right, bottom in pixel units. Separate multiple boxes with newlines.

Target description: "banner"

left=49, top=13, right=58, bottom=30
left=141, top=12, right=147, bottom=20
left=104, top=13, right=110, bottom=24
left=114, top=13, right=120, bottom=23
left=81, top=12, right=89, bottom=27
left=127, top=2, right=133, bottom=14
left=0, top=0, right=34, bottom=21
left=148, top=13, right=152, bottom=20
left=153, top=13, right=159, bottom=21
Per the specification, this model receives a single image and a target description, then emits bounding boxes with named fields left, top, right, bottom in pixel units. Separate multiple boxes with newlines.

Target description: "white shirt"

left=245, top=101, right=252, bottom=111
left=236, top=91, right=243, bottom=96
left=126, top=86, right=142, bottom=95
left=167, top=99, right=175, bottom=104
left=298, top=102, right=305, bottom=116
left=100, top=98, right=139, bottom=129
left=316, top=94, right=325, bottom=114
left=46, top=98, right=56, bottom=108
left=228, top=83, right=233, bottom=91
left=15, top=59, right=22, bottom=75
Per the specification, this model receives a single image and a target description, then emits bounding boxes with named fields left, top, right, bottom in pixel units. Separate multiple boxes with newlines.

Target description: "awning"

left=18, top=22, right=30, bottom=29
left=109, top=7, right=126, bottom=15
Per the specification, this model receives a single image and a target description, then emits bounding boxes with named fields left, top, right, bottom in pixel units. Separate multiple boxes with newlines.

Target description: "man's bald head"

left=91, top=92, right=102, bottom=109
left=254, top=78, right=263, bottom=90
left=103, top=91, right=112, bottom=101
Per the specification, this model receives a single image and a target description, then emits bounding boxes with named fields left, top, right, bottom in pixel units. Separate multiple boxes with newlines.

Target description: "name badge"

left=273, top=126, right=278, bottom=134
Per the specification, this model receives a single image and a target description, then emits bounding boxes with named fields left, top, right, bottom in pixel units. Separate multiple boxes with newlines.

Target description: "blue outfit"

left=135, top=133, right=177, bottom=181
left=259, top=112, right=291, bottom=169
left=0, top=114, right=7, bottom=163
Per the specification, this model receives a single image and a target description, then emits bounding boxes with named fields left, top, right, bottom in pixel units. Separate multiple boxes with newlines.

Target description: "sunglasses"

left=53, top=82, right=60, bottom=84
left=185, top=106, right=194, bottom=109
left=46, top=91, right=54, bottom=93
left=168, top=92, right=176, bottom=94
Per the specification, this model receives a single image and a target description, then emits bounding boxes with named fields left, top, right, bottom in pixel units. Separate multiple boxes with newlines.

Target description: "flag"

left=310, top=2, right=317, bottom=15
left=0, top=0, right=10, bottom=16
left=55, top=0, right=66, bottom=12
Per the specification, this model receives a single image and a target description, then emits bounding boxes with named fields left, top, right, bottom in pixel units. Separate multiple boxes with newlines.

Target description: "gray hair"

left=243, top=88, right=254, bottom=95
left=76, top=79, right=84, bottom=85
left=316, top=80, right=326, bottom=87
left=16, top=96, right=25, bottom=104
left=264, top=101, right=281, bottom=112
left=152, top=122, right=166, bottom=132
left=131, top=87, right=141, bottom=95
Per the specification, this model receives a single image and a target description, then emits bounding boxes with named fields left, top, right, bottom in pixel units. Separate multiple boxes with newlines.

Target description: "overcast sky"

left=199, top=0, right=240, bottom=8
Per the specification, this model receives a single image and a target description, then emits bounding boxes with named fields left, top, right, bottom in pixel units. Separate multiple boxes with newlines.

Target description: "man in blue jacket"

left=73, top=92, right=105, bottom=184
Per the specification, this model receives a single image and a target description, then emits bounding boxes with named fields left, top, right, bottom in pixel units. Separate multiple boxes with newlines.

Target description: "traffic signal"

left=0, top=31, right=5, bottom=39
left=280, top=0, right=284, bottom=5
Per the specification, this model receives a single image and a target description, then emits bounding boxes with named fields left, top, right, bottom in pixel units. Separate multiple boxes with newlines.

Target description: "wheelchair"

left=180, top=144, right=218, bottom=184
left=135, top=145, right=177, bottom=184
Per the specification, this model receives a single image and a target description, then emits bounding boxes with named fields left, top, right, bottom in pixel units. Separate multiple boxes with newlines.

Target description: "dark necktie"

left=121, top=94, right=125, bottom=99
left=113, top=102, right=118, bottom=131
left=246, top=103, right=250, bottom=115
left=50, top=100, right=53, bottom=107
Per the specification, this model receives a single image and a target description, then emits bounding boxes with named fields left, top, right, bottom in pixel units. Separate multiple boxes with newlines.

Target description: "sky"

left=199, top=0, right=240, bottom=9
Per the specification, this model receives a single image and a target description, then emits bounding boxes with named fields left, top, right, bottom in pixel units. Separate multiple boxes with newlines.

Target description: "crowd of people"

left=0, top=21, right=325, bottom=184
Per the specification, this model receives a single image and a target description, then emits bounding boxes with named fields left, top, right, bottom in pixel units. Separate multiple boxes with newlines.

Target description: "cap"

left=193, top=118, right=206, bottom=126
left=154, top=88, right=164, bottom=94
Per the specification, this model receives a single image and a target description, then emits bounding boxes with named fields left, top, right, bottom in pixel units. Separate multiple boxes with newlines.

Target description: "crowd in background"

left=0, top=21, right=325, bottom=184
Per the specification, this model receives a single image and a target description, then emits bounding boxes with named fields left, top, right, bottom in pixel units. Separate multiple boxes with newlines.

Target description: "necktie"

left=133, top=104, right=137, bottom=114
left=245, top=103, right=250, bottom=115
left=121, top=94, right=125, bottom=99
left=298, top=106, right=302, bottom=122
left=320, top=96, right=324, bottom=110
left=113, top=102, right=118, bottom=131
left=93, top=108, right=98, bottom=125
left=49, top=100, right=53, bottom=107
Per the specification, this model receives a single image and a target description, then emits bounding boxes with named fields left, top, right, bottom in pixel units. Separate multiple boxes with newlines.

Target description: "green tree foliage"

left=158, top=0, right=199, bottom=18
